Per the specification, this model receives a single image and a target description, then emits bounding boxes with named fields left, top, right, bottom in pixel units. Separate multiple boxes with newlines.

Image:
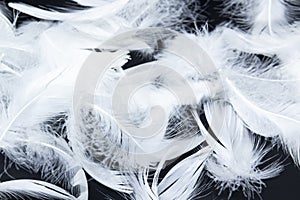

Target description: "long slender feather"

left=0, top=179, right=76, bottom=199
left=8, top=1, right=129, bottom=21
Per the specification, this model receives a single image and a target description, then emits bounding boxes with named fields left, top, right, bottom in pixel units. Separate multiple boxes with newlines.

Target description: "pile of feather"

left=0, top=0, right=299, bottom=199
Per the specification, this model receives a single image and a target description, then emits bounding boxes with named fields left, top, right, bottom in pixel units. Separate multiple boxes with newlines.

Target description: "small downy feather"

left=68, top=102, right=134, bottom=194
left=192, top=100, right=283, bottom=198
left=117, top=0, right=200, bottom=30
left=222, top=0, right=297, bottom=34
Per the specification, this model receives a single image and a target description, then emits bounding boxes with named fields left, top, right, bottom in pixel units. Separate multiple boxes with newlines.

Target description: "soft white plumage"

left=0, top=0, right=299, bottom=199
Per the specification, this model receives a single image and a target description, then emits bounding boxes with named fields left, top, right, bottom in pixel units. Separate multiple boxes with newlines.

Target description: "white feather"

left=0, top=179, right=76, bottom=199
left=0, top=129, right=88, bottom=200
left=223, top=0, right=292, bottom=34
left=73, top=0, right=122, bottom=7
left=193, top=100, right=283, bottom=197
left=157, top=146, right=210, bottom=200
left=224, top=75, right=300, bottom=164
left=0, top=18, right=94, bottom=199
left=1, top=1, right=299, bottom=199
left=8, top=1, right=129, bottom=21
left=219, top=28, right=300, bottom=165
left=131, top=146, right=211, bottom=200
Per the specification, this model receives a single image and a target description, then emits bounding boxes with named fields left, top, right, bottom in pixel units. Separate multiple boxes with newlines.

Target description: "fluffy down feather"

left=222, top=0, right=300, bottom=34
left=192, top=100, right=283, bottom=198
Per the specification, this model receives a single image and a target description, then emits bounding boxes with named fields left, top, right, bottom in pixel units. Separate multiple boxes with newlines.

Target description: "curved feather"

left=0, top=19, right=93, bottom=200
left=0, top=179, right=76, bottom=199
left=218, top=28, right=300, bottom=164
left=225, top=76, right=300, bottom=164
left=130, top=146, right=210, bottom=200
left=0, top=129, right=88, bottom=200
left=157, top=146, right=210, bottom=200
left=222, top=0, right=296, bottom=34
left=8, top=1, right=129, bottom=21
left=193, top=100, right=283, bottom=197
